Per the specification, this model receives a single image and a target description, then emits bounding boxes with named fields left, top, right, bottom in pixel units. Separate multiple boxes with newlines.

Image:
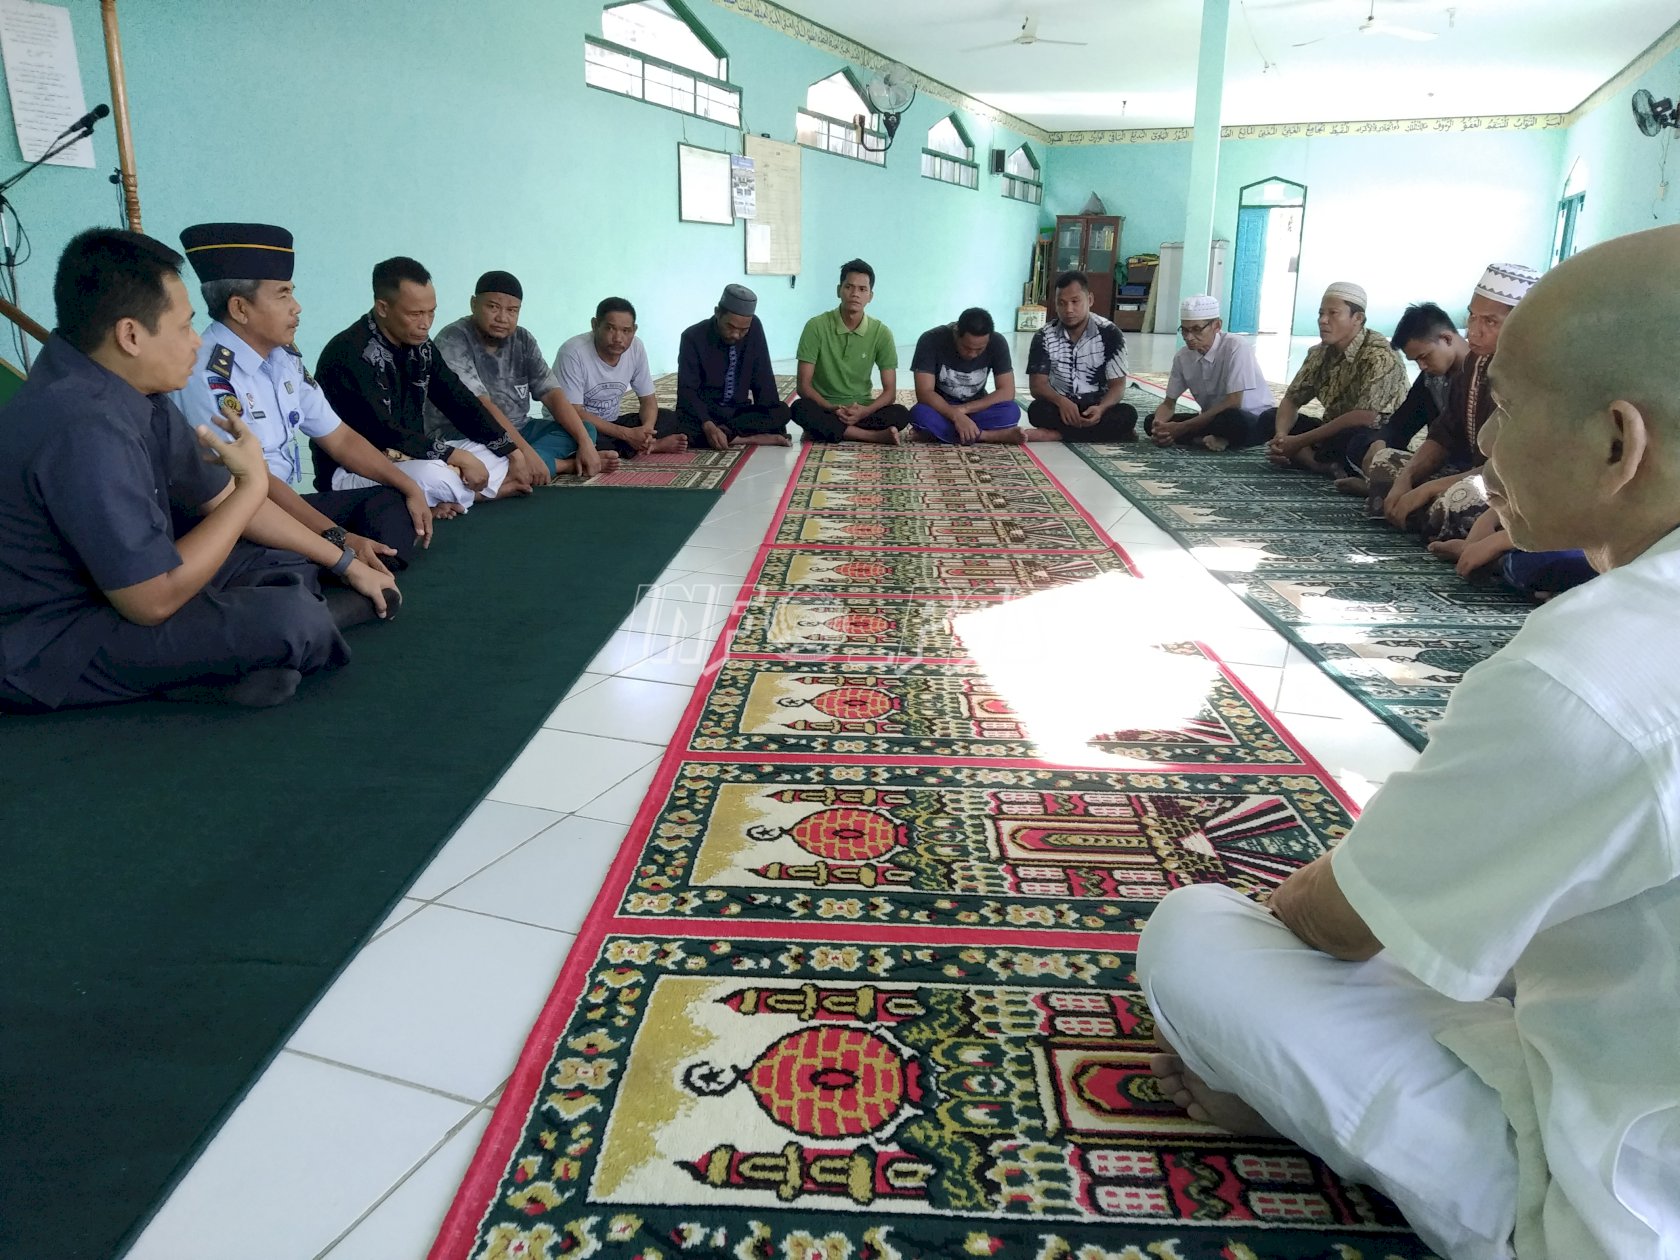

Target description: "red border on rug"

left=427, top=440, right=1364, bottom=1259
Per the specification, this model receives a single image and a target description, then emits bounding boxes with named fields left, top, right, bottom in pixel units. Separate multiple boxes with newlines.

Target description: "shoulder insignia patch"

left=285, top=342, right=319, bottom=388
left=207, top=373, right=243, bottom=420
left=208, top=343, right=235, bottom=379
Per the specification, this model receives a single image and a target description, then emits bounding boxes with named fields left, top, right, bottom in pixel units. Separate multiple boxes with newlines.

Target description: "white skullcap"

left=1180, top=294, right=1220, bottom=320
left=1474, top=262, right=1539, bottom=307
left=1323, top=281, right=1367, bottom=311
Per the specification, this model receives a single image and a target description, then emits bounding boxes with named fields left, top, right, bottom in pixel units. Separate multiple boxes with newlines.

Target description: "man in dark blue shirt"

left=673, top=284, right=790, bottom=449
left=0, top=229, right=393, bottom=711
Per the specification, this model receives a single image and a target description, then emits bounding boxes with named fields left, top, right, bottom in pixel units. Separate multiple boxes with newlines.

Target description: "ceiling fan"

left=964, top=13, right=1089, bottom=53
left=1293, top=0, right=1437, bottom=47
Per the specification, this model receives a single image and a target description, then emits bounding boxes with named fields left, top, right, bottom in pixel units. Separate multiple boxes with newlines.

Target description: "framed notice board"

left=678, top=142, right=733, bottom=226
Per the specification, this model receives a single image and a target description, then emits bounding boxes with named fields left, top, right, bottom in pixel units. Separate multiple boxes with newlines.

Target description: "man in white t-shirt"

left=1137, top=224, right=1680, bottom=1260
left=550, top=297, right=687, bottom=459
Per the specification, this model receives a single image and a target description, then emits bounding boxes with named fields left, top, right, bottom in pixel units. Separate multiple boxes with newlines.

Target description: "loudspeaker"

left=989, top=148, right=1006, bottom=175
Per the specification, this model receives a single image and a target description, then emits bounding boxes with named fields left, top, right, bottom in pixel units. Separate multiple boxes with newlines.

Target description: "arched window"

left=584, top=0, right=740, bottom=126
left=922, top=114, right=977, bottom=189
left=1552, top=157, right=1587, bottom=266
left=1003, top=144, right=1042, bottom=204
left=796, top=70, right=885, bottom=166
left=1563, top=157, right=1588, bottom=199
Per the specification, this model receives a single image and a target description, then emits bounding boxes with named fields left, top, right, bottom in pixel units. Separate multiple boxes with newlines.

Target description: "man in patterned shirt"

left=1024, top=270, right=1137, bottom=443
left=315, top=257, right=533, bottom=509
left=431, top=270, right=615, bottom=481
left=1266, top=281, right=1407, bottom=473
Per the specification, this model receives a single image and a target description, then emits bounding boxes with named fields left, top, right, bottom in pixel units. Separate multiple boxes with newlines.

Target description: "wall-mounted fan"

left=1293, top=0, right=1436, bottom=47
left=855, top=65, right=916, bottom=153
left=1631, top=88, right=1679, bottom=137
left=964, top=13, right=1089, bottom=53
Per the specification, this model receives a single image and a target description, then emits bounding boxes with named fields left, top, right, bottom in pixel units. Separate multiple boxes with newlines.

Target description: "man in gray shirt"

left=429, top=271, right=615, bottom=480
left=553, top=297, right=687, bottom=459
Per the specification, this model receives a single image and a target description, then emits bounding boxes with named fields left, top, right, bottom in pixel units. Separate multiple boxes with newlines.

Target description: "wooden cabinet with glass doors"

left=1051, top=214, right=1122, bottom=317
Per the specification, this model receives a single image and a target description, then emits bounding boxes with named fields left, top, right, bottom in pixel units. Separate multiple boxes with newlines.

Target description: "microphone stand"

left=0, top=122, right=97, bottom=369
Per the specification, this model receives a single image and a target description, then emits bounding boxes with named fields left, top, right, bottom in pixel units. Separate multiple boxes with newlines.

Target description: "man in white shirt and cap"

left=1145, top=294, right=1273, bottom=450
left=1136, top=224, right=1680, bottom=1260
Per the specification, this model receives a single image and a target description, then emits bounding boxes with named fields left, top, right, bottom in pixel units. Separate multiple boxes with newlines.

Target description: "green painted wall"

left=0, top=0, right=1042, bottom=369
left=1044, top=142, right=1192, bottom=271
left=9, top=2, right=1670, bottom=370
left=1559, top=38, right=1680, bottom=248
left=1044, top=126, right=1565, bottom=338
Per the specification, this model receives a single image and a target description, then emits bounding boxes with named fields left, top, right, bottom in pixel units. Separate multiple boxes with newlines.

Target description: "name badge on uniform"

left=284, top=380, right=295, bottom=394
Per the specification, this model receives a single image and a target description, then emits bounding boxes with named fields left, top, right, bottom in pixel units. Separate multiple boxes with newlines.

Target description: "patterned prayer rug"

left=547, top=447, right=753, bottom=491
left=1072, top=385, right=1533, bottom=747
left=535, top=372, right=770, bottom=491
left=430, top=444, right=1437, bottom=1260
left=1133, top=371, right=1321, bottom=419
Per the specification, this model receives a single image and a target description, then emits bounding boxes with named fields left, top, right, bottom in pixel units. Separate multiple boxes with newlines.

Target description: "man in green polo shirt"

left=791, top=258, right=911, bottom=444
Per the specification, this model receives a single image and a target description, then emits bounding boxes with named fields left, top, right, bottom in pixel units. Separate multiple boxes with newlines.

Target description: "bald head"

left=1481, top=225, right=1680, bottom=570
left=1500, top=225, right=1680, bottom=437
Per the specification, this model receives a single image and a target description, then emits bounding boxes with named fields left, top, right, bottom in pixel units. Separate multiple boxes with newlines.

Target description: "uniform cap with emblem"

left=1474, top=262, right=1539, bottom=308
left=178, top=222, right=295, bottom=283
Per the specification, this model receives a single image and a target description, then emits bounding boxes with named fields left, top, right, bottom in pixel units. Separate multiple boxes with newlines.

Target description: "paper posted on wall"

left=730, top=154, right=756, bottom=220
left=746, top=222, right=772, bottom=266
left=0, top=0, right=93, bottom=168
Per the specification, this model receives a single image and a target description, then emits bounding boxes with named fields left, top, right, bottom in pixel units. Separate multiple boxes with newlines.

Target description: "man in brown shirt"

left=1376, top=264, right=1539, bottom=541
left=1266, top=281, right=1408, bottom=473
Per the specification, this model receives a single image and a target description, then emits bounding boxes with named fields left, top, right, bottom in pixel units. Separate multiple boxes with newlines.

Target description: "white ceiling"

left=770, top=0, right=1680, bottom=132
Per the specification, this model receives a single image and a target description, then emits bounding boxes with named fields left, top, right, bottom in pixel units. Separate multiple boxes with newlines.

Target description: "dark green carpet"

left=1073, top=406, right=1533, bottom=747
left=0, top=487, right=718, bottom=1259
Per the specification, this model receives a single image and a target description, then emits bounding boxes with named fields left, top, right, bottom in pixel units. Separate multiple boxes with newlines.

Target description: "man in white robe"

left=1136, top=224, right=1680, bottom=1260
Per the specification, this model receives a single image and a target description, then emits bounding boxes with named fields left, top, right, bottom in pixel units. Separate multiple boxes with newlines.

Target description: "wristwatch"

left=321, top=525, right=348, bottom=547
left=329, top=544, right=356, bottom=577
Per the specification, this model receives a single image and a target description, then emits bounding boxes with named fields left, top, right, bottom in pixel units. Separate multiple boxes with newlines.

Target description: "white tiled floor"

left=124, top=342, right=1423, bottom=1260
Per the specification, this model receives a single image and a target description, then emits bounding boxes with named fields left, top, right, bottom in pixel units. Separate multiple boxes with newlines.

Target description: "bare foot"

left=849, top=426, right=902, bottom=446
left=732, top=433, right=791, bottom=447
left=981, top=427, right=1026, bottom=445
left=1333, top=476, right=1369, bottom=497
left=650, top=434, right=689, bottom=454
left=1198, top=435, right=1229, bottom=452
left=905, top=427, right=937, bottom=443
left=1023, top=427, right=1063, bottom=443
left=1295, top=453, right=1337, bottom=475
left=1147, top=1049, right=1280, bottom=1137
left=552, top=457, right=579, bottom=476
left=596, top=450, right=622, bottom=472
left=1428, top=538, right=1468, bottom=563
left=701, top=420, right=731, bottom=451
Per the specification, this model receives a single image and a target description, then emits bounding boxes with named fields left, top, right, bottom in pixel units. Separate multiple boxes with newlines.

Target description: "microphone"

left=61, top=103, right=109, bottom=137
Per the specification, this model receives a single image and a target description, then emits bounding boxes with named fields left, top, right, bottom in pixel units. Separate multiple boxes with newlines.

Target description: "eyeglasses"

left=1178, top=321, right=1217, bottom=338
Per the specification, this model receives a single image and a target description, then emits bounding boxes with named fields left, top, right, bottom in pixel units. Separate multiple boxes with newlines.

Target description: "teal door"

left=1228, top=206, right=1269, bottom=333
